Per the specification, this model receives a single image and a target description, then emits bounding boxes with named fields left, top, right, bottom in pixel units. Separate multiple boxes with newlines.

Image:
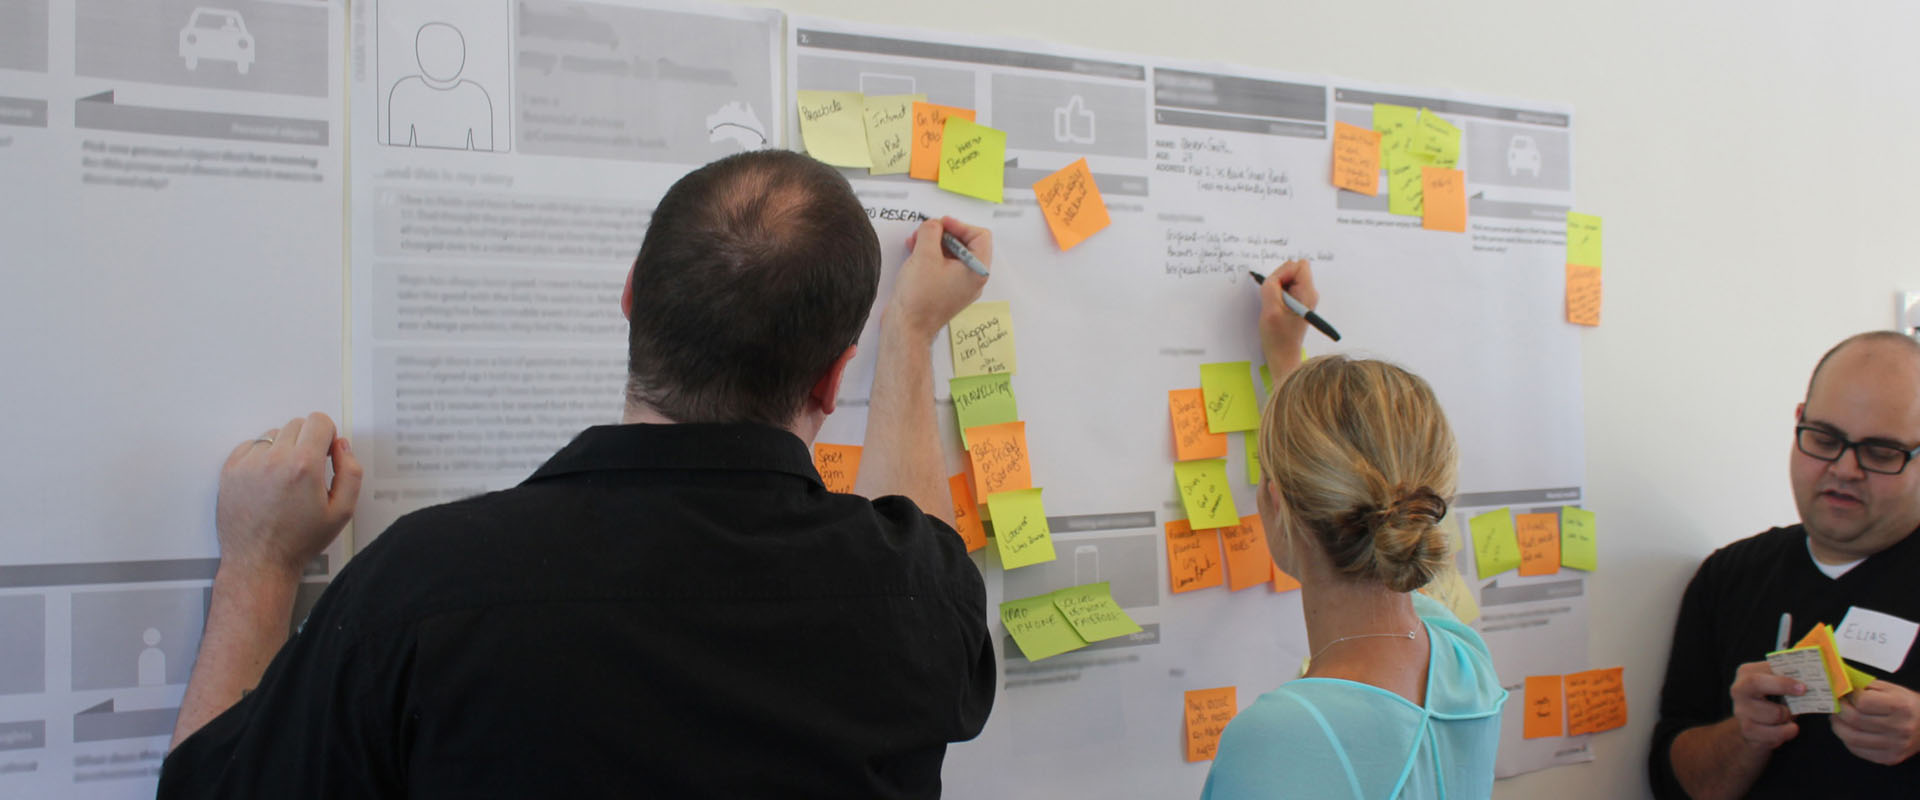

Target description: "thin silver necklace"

left=1307, top=628, right=1418, bottom=667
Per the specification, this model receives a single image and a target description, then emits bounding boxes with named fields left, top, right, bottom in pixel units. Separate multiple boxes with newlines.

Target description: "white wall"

left=736, top=1, right=1920, bottom=797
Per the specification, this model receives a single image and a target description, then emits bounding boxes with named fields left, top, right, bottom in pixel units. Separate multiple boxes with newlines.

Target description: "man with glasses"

left=1651, top=332, right=1920, bottom=798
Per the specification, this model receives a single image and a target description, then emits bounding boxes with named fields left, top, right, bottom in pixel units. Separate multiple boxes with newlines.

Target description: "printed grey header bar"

left=0, top=97, right=48, bottom=128
left=1155, top=109, right=1325, bottom=140
left=1155, top=69, right=1326, bottom=122
left=0, top=720, right=45, bottom=752
left=73, top=700, right=174, bottom=743
left=795, top=29, right=1145, bottom=81
left=1333, top=88, right=1569, bottom=128
left=1470, top=198, right=1571, bottom=222
left=75, top=92, right=329, bottom=146
left=1455, top=487, right=1581, bottom=507
left=1482, top=576, right=1585, bottom=606
left=0, top=556, right=328, bottom=588
left=1047, top=511, right=1157, bottom=532
left=1005, top=167, right=1149, bottom=197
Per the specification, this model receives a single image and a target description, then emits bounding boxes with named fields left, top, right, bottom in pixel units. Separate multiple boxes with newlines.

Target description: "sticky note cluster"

left=1000, top=581, right=1143, bottom=662
left=945, top=307, right=1055, bottom=570
left=1373, top=104, right=1463, bottom=226
left=1472, top=506, right=1600, bottom=579
left=1184, top=687, right=1237, bottom=762
left=795, top=90, right=1004, bottom=201
left=1767, top=622, right=1880, bottom=715
left=1522, top=666, right=1628, bottom=738
left=1566, top=212, right=1603, bottom=327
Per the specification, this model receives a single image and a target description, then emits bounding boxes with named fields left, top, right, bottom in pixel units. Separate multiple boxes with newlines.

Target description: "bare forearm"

left=1670, top=718, right=1773, bottom=800
left=855, top=321, right=951, bottom=523
left=170, top=564, right=299, bottom=750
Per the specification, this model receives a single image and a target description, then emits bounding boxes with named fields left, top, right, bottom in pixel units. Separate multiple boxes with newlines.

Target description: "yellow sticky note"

left=1000, top=592, right=1086, bottom=661
left=1420, top=166, right=1466, bottom=233
left=862, top=93, right=925, bottom=175
left=1523, top=675, right=1565, bottom=739
left=1174, top=459, right=1239, bottom=530
left=812, top=443, right=861, bottom=494
left=1169, top=389, right=1228, bottom=462
left=1567, top=212, right=1602, bottom=267
left=1469, top=508, right=1521, bottom=580
left=1516, top=512, right=1561, bottom=577
left=1386, top=149, right=1431, bottom=217
left=1331, top=121, right=1382, bottom=196
left=1565, top=667, right=1628, bottom=735
left=1185, top=687, right=1238, bottom=762
left=1051, top=582, right=1142, bottom=642
left=795, top=90, right=871, bottom=168
left=1165, top=519, right=1224, bottom=593
left=1033, top=158, right=1111, bottom=251
left=1846, top=663, right=1878, bottom=692
left=988, top=487, right=1055, bottom=569
left=1245, top=431, right=1261, bottom=486
left=909, top=102, right=975, bottom=182
left=949, top=300, right=1016, bottom=377
left=966, top=420, right=1031, bottom=497
left=1413, top=109, right=1461, bottom=168
left=1373, top=103, right=1418, bottom=159
left=1566, top=264, right=1601, bottom=327
left=1199, top=361, right=1261, bottom=433
left=948, top=473, right=986, bottom=553
left=1560, top=506, right=1597, bottom=571
left=1221, top=514, right=1274, bottom=592
left=1419, top=564, right=1480, bottom=624
left=936, top=116, right=1006, bottom=203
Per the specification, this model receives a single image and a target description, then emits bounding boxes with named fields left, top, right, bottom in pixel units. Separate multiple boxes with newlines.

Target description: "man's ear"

left=809, top=345, right=858, bottom=417
left=621, top=268, right=635, bottom=321
left=1794, top=402, right=1805, bottom=421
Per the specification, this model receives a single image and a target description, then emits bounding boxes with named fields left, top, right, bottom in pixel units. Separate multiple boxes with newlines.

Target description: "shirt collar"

left=523, top=423, right=824, bottom=489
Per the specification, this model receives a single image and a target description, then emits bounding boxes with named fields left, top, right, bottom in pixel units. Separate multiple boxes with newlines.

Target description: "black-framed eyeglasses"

left=1795, top=425, right=1920, bottom=475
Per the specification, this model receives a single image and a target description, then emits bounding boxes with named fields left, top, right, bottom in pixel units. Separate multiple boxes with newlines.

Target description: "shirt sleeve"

left=157, top=572, right=409, bottom=799
left=1648, top=555, right=1729, bottom=800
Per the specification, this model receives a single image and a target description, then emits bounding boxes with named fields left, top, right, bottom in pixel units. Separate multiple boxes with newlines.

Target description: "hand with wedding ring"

left=215, top=412, right=362, bottom=580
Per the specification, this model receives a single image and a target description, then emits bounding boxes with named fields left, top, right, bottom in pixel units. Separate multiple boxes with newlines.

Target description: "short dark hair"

left=1806, top=331, right=1920, bottom=402
left=626, top=150, right=880, bottom=426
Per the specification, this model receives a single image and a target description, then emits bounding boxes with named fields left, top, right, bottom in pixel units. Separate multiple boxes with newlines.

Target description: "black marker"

left=1249, top=270, right=1341, bottom=342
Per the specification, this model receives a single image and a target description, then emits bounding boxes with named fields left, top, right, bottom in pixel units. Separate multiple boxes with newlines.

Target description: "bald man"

left=1651, top=332, right=1920, bottom=799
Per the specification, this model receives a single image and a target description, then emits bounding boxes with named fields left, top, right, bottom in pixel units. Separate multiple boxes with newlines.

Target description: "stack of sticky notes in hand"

left=1767, top=622, right=1879, bottom=715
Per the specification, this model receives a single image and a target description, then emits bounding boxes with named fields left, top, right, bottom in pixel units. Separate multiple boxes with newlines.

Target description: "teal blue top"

left=1201, top=592, right=1508, bottom=800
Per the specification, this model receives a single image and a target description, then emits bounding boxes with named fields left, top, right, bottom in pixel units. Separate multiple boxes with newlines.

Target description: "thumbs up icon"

left=1053, top=95, right=1096, bottom=145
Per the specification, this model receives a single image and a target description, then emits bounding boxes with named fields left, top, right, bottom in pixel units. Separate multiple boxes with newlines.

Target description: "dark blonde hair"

left=1257, top=355, right=1457, bottom=592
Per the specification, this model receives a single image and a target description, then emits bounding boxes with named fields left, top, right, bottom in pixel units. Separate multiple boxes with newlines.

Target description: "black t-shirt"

left=1649, top=524, right=1920, bottom=798
left=159, top=423, right=995, bottom=799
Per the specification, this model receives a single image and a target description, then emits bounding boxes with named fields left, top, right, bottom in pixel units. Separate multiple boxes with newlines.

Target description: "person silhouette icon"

left=138, top=627, right=166, bottom=686
left=386, top=22, right=495, bottom=151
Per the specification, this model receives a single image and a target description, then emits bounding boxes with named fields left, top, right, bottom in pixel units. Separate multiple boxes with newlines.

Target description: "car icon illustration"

left=179, top=8, right=255, bottom=75
left=1506, top=135, right=1541, bottom=178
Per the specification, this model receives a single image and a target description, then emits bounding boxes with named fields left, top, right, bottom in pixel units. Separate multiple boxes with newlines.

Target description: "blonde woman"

left=1202, top=261, right=1507, bottom=799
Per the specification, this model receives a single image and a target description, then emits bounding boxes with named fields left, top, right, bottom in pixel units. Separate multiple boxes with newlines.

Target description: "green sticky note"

left=1386, top=148, right=1432, bottom=217
left=951, top=374, right=1017, bottom=449
left=1560, top=505, right=1598, bottom=571
left=1259, top=364, right=1274, bottom=392
left=1470, top=508, right=1521, bottom=579
left=796, top=90, right=871, bottom=168
left=989, top=488, right=1056, bottom=569
left=1199, top=361, right=1260, bottom=433
left=862, top=93, right=924, bottom=175
left=1412, top=109, right=1461, bottom=168
left=1373, top=103, right=1418, bottom=159
left=1174, top=460, right=1239, bottom=529
left=1051, top=582, right=1143, bottom=642
left=1001, top=593, right=1087, bottom=661
left=936, top=116, right=1007, bottom=203
left=1245, top=431, right=1261, bottom=486
left=1567, top=212, right=1603, bottom=267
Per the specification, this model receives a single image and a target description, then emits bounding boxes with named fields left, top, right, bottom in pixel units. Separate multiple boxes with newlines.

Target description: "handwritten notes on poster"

left=952, top=374, right=1018, bottom=449
left=1033, top=158, right=1111, bottom=250
left=1470, top=508, right=1520, bottom=580
left=948, top=472, right=987, bottom=553
left=1331, top=121, right=1382, bottom=196
left=1000, top=592, right=1085, bottom=661
left=1165, top=519, right=1224, bottom=593
left=967, top=421, right=1032, bottom=497
left=812, top=443, right=861, bottom=494
left=950, top=300, right=1016, bottom=377
left=910, top=102, right=976, bottom=182
left=1185, top=687, right=1237, bottom=762
left=988, top=487, right=1054, bottom=569
left=1565, top=667, right=1628, bottom=735
left=1523, top=675, right=1565, bottom=739
left=1567, top=212, right=1603, bottom=267
left=795, top=90, right=870, bottom=168
left=1174, top=459, right=1239, bottom=529
left=1566, top=264, right=1602, bottom=327
left=1169, top=389, right=1228, bottom=461
left=861, top=93, right=925, bottom=175
left=1220, top=515, right=1274, bottom=592
left=1051, top=582, right=1143, bottom=642
left=1198, top=361, right=1260, bottom=433
left=1560, top=506, right=1597, bottom=571
left=938, top=116, right=1007, bottom=203
left=1516, top=512, right=1561, bottom=577
left=1420, top=166, right=1466, bottom=233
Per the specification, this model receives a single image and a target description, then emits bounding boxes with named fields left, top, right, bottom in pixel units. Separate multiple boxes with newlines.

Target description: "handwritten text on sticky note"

left=1421, top=166, right=1466, bottom=233
left=1567, top=212, right=1602, bottom=267
left=988, top=487, right=1055, bottom=569
left=909, top=102, right=976, bottom=182
left=796, top=90, right=871, bottom=168
left=1221, top=514, right=1275, bottom=592
left=952, top=374, right=1017, bottom=449
left=1001, top=593, right=1086, bottom=661
left=1470, top=508, right=1521, bottom=580
left=1565, top=667, right=1627, bottom=735
left=966, top=420, right=1031, bottom=497
left=1169, top=389, right=1228, bottom=461
left=1185, top=687, right=1237, bottom=762
left=1199, top=361, right=1261, bottom=434
left=1174, top=459, right=1240, bottom=529
left=937, top=116, right=1006, bottom=203
left=1566, top=264, right=1601, bottom=327
left=948, top=472, right=986, bottom=553
left=813, top=443, right=862, bottom=494
left=862, top=93, right=924, bottom=175
left=1516, top=512, right=1561, bottom=577
left=1523, top=675, right=1565, bottom=739
left=1033, top=157, right=1111, bottom=250
left=1560, top=506, right=1597, bottom=571
left=1052, top=582, right=1142, bottom=642
left=1165, top=519, right=1224, bottom=594
left=1331, top=121, right=1382, bottom=196
left=949, top=300, right=1016, bottom=377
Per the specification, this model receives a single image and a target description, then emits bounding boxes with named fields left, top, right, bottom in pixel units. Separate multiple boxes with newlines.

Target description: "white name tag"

left=1836, top=606, right=1920, bottom=673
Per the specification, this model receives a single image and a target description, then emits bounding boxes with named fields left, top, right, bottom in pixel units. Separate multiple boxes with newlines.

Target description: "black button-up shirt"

left=160, top=423, right=995, bottom=798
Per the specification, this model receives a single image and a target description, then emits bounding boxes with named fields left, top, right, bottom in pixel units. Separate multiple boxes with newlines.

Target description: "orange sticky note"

left=1793, top=624, right=1854, bottom=697
left=1330, top=121, right=1382, bottom=196
left=1565, top=666, right=1627, bottom=735
left=909, top=102, right=976, bottom=181
left=1566, top=264, right=1601, bottom=327
left=1184, top=686, right=1237, bottom=762
left=1169, top=389, right=1228, bottom=461
left=1523, top=675, right=1566, bottom=739
left=1033, top=158, right=1111, bottom=251
left=813, top=443, right=861, bottom=494
left=1420, top=166, right=1466, bottom=232
left=948, top=472, right=986, bottom=553
left=1165, top=519, right=1224, bottom=594
left=1220, top=514, right=1274, bottom=592
left=1517, top=512, right=1561, bottom=577
left=966, top=421, right=1032, bottom=497
left=1271, top=561, right=1301, bottom=592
